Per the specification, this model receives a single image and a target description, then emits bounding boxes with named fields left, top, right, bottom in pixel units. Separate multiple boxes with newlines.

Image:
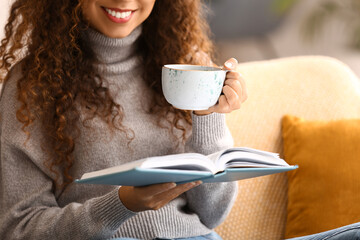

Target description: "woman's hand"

left=118, top=181, right=202, bottom=212
left=194, top=58, right=248, bottom=115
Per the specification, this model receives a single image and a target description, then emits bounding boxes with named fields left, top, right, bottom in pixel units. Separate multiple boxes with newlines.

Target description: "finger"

left=152, top=181, right=202, bottom=209
left=154, top=182, right=201, bottom=209
left=223, top=58, right=238, bottom=71
left=225, top=72, right=247, bottom=103
left=157, top=181, right=201, bottom=200
left=238, top=75, right=248, bottom=102
left=225, top=71, right=242, bottom=80
left=137, top=182, right=177, bottom=197
left=222, top=85, right=241, bottom=110
left=211, top=95, right=231, bottom=113
left=224, top=79, right=242, bottom=99
left=210, top=82, right=239, bottom=113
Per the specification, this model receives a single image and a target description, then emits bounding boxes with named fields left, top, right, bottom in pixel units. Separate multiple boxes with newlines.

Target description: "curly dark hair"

left=0, top=0, right=215, bottom=188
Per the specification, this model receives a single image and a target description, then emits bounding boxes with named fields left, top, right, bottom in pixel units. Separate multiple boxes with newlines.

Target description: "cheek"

left=140, top=0, right=156, bottom=19
left=81, top=1, right=98, bottom=23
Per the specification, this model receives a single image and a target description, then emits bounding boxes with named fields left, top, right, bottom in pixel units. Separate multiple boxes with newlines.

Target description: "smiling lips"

left=102, top=7, right=134, bottom=23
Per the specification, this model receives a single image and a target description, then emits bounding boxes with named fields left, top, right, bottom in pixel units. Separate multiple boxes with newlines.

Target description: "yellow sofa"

left=216, top=56, right=360, bottom=240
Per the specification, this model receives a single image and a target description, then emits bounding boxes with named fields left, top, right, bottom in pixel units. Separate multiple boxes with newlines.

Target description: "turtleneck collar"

left=82, top=25, right=143, bottom=76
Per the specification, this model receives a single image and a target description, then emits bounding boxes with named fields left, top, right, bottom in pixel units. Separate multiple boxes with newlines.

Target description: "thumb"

left=223, top=58, right=238, bottom=70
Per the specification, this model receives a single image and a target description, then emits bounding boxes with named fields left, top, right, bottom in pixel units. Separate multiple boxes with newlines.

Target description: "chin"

left=102, top=29, right=133, bottom=39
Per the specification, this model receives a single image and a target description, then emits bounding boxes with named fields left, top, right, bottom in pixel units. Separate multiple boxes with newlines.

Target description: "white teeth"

left=104, top=7, right=131, bottom=19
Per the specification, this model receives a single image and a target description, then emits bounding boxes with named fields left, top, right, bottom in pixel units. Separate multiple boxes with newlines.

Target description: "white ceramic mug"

left=161, top=64, right=227, bottom=110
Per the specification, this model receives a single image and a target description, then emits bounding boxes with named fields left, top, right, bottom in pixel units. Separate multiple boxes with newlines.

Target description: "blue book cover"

left=75, top=147, right=298, bottom=186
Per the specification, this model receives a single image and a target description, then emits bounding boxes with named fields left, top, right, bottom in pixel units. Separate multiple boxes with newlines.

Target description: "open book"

left=75, top=147, right=298, bottom=186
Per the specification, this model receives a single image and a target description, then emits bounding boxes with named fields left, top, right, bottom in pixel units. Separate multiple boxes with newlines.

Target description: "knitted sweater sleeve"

left=184, top=113, right=238, bottom=229
left=0, top=69, right=136, bottom=239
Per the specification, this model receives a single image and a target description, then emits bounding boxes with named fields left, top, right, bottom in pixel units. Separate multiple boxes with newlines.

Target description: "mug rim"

left=163, top=64, right=223, bottom=72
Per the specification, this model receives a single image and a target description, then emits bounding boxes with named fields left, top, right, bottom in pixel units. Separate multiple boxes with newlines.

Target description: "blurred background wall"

left=0, top=0, right=10, bottom=40
left=205, top=0, right=360, bottom=77
left=0, top=0, right=359, bottom=77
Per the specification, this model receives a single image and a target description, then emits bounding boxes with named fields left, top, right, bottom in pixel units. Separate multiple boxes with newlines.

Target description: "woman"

left=0, top=0, right=247, bottom=239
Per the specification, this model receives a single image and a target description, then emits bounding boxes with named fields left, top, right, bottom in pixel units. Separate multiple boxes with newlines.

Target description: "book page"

left=212, top=147, right=289, bottom=170
left=141, top=153, right=218, bottom=174
left=80, top=148, right=289, bottom=181
left=225, top=161, right=286, bottom=168
left=206, top=150, right=228, bottom=171
left=80, top=158, right=148, bottom=180
left=79, top=153, right=217, bottom=180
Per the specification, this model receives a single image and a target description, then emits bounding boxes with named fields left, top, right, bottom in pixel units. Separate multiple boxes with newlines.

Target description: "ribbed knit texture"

left=0, top=26, right=237, bottom=240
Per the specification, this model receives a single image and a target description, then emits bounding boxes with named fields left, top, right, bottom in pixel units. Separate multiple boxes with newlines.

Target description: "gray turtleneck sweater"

left=0, top=26, right=237, bottom=240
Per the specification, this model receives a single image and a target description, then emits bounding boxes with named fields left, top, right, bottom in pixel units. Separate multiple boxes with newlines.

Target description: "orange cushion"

left=282, top=115, right=360, bottom=238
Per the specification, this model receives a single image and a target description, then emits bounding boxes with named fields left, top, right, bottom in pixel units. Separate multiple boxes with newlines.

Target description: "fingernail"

left=186, top=181, right=202, bottom=188
left=192, top=181, right=202, bottom=186
left=168, top=182, right=177, bottom=188
left=225, top=62, right=233, bottom=68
